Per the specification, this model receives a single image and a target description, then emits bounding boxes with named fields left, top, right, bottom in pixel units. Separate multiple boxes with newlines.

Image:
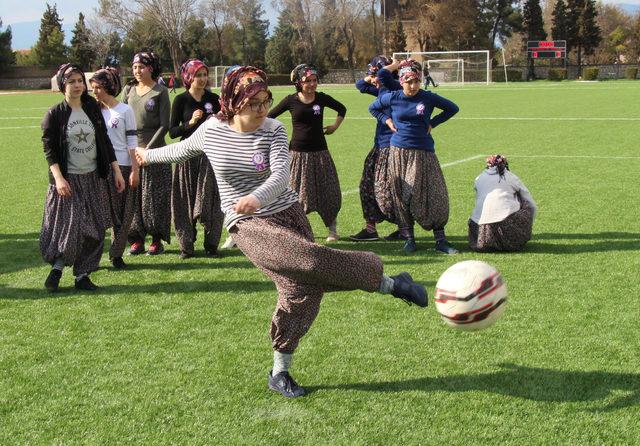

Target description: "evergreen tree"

left=265, top=9, right=295, bottom=73
left=33, top=3, right=67, bottom=67
left=551, top=0, right=569, bottom=41
left=69, top=13, right=95, bottom=68
left=522, top=0, right=546, bottom=79
left=0, top=19, right=16, bottom=70
left=237, top=1, right=268, bottom=67
left=386, top=13, right=406, bottom=53
left=566, top=0, right=601, bottom=68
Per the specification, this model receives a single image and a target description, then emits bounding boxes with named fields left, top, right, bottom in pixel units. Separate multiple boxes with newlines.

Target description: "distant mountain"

left=9, top=21, right=83, bottom=50
left=618, top=3, right=640, bottom=14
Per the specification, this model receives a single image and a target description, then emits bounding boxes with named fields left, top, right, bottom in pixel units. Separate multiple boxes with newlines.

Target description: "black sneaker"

left=268, top=370, right=307, bottom=398
left=111, top=257, right=127, bottom=269
left=384, top=230, right=408, bottom=241
left=403, top=238, right=417, bottom=253
left=45, top=269, right=62, bottom=292
left=75, top=275, right=98, bottom=291
left=435, top=240, right=459, bottom=255
left=348, top=228, right=380, bottom=241
left=205, top=249, right=219, bottom=258
left=391, top=272, right=428, bottom=307
left=179, top=251, right=194, bottom=260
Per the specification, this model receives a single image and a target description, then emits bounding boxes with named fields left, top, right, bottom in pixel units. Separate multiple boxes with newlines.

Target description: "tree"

left=0, top=19, right=16, bottom=70
left=480, top=0, right=522, bottom=50
left=522, top=0, right=546, bottom=79
left=567, top=0, right=602, bottom=67
left=335, top=0, right=369, bottom=79
left=86, top=18, right=123, bottom=68
left=386, top=13, right=406, bottom=53
left=551, top=0, right=569, bottom=41
left=316, top=1, right=345, bottom=71
left=98, top=0, right=199, bottom=74
left=199, top=0, right=232, bottom=65
left=629, top=13, right=640, bottom=63
left=608, top=25, right=627, bottom=63
left=33, top=3, right=67, bottom=67
left=231, top=0, right=269, bottom=67
left=265, top=8, right=296, bottom=73
left=69, top=13, right=96, bottom=68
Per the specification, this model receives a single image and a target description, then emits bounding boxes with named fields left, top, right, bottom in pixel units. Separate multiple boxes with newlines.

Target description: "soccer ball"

left=434, top=260, right=507, bottom=331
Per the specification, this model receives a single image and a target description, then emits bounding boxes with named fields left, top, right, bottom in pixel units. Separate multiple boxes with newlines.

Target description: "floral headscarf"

left=290, top=63, right=319, bottom=91
left=56, top=63, right=86, bottom=94
left=398, top=59, right=422, bottom=84
left=90, top=67, right=122, bottom=97
left=486, top=154, right=510, bottom=177
left=180, top=58, right=208, bottom=89
left=366, top=55, right=391, bottom=76
left=218, top=66, right=270, bottom=120
left=132, top=51, right=162, bottom=80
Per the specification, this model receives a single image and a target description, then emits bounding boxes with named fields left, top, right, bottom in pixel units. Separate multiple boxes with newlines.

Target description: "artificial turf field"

left=1, top=81, right=639, bottom=445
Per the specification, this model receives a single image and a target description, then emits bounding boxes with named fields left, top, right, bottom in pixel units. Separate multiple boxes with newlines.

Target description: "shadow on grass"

left=526, top=232, right=640, bottom=254
left=309, top=363, right=640, bottom=411
left=0, top=235, right=41, bottom=274
left=0, top=279, right=276, bottom=300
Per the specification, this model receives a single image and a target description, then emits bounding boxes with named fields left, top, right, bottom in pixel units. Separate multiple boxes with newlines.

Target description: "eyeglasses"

left=247, top=98, right=273, bottom=112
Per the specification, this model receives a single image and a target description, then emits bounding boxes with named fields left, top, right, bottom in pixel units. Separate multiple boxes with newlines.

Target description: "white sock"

left=273, top=351, right=293, bottom=375
left=53, top=258, right=65, bottom=271
left=379, top=275, right=394, bottom=294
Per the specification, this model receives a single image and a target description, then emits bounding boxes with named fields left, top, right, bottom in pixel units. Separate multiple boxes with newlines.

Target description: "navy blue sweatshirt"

left=369, top=89, right=459, bottom=151
left=356, top=67, right=402, bottom=149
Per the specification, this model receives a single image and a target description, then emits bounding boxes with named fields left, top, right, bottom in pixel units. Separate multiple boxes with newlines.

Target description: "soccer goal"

left=211, top=66, right=231, bottom=89
left=393, top=50, right=491, bottom=85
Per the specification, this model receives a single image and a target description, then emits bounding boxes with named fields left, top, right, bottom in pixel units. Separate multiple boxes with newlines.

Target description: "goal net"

left=212, top=66, right=231, bottom=89
left=392, top=51, right=491, bottom=85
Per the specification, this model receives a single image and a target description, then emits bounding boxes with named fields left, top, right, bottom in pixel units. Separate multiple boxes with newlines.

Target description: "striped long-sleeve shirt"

left=145, top=116, right=299, bottom=229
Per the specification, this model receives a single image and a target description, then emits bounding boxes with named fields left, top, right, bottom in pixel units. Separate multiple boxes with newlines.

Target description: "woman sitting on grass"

left=468, top=155, right=537, bottom=252
left=134, top=66, right=428, bottom=399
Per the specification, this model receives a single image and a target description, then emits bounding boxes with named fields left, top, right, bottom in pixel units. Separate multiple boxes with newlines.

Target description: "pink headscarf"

left=180, top=58, right=208, bottom=89
left=218, top=66, right=270, bottom=120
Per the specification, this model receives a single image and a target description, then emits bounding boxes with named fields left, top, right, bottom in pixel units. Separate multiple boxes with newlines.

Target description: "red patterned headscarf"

left=218, top=66, right=270, bottom=120
left=486, top=154, right=510, bottom=177
left=398, top=59, right=422, bottom=84
left=180, top=58, right=208, bottom=89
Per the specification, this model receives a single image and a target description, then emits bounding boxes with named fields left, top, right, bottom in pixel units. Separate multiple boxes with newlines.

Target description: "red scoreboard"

left=527, top=40, right=567, bottom=59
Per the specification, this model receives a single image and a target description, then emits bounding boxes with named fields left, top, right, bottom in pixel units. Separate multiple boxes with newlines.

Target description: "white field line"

left=515, top=155, right=640, bottom=160
left=342, top=154, right=484, bottom=196
left=0, top=126, right=40, bottom=130
left=269, top=116, right=640, bottom=122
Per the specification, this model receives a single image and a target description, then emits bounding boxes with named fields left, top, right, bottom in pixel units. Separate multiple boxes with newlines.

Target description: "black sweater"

left=169, top=89, right=221, bottom=141
left=268, top=92, right=346, bottom=152
left=41, top=95, right=117, bottom=185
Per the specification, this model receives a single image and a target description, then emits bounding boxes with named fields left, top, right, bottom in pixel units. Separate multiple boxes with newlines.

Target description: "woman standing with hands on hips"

left=41, top=64, right=125, bottom=292
left=369, top=59, right=459, bottom=254
left=268, top=64, right=346, bottom=242
left=169, top=59, right=223, bottom=259
left=135, top=66, right=428, bottom=399
left=122, top=51, right=171, bottom=256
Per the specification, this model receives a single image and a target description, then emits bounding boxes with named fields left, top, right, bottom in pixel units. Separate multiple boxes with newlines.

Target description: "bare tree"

left=97, top=0, right=198, bottom=74
left=199, top=0, right=231, bottom=65
left=335, top=0, right=369, bottom=80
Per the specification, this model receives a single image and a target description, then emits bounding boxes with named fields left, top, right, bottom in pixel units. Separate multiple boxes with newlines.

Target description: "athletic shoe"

left=75, top=276, right=98, bottom=291
left=45, top=269, right=62, bottom=292
left=221, top=237, right=236, bottom=249
left=205, top=249, right=219, bottom=258
left=111, top=257, right=127, bottom=269
left=384, top=230, right=408, bottom=241
left=435, top=240, right=459, bottom=255
left=348, top=228, right=380, bottom=241
left=268, top=370, right=307, bottom=398
left=403, top=238, right=417, bottom=253
left=326, top=232, right=339, bottom=242
left=390, top=272, right=428, bottom=307
left=147, top=241, right=164, bottom=255
left=129, top=240, right=145, bottom=256
left=179, top=251, right=194, bottom=260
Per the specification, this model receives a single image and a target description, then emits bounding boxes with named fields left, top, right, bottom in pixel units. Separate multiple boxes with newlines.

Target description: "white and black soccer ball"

left=434, top=260, right=507, bottom=331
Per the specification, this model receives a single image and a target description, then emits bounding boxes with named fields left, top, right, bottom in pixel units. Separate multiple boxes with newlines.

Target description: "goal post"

left=393, top=50, right=491, bottom=85
left=211, top=66, right=230, bottom=89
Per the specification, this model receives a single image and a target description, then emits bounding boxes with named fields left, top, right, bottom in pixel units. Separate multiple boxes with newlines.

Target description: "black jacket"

left=41, top=94, right=117, bottom=185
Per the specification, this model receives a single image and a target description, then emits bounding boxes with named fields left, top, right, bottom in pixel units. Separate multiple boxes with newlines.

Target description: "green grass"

left=1, top=81, right=640, bottom=445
